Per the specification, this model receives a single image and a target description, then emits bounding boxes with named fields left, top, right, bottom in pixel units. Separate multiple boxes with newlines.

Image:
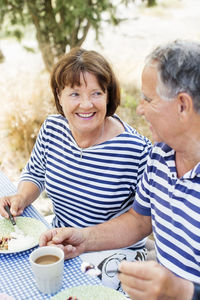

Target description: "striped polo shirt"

left=20, top=114, right=151, bottom=248
left=133, top=142, right=200, bottom=282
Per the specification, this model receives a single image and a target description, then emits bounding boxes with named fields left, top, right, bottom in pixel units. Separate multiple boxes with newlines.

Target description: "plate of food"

left=0, top=216, right=48, bottom=253
left=50, top=285, right=127, bottom=300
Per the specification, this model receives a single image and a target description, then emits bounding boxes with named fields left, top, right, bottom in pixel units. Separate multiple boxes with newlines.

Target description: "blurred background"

left=0, top=0, right=200, bottom=217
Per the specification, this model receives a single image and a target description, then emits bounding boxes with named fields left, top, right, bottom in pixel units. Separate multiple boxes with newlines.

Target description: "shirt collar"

left=155, top=143, right=200, bottom=179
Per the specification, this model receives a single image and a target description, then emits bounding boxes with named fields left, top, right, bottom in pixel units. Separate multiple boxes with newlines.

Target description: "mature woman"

left=0, top=48, right=151, bottom=292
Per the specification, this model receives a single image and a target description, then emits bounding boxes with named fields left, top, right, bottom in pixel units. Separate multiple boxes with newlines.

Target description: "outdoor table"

left=0, top=170, right=101, bottom=299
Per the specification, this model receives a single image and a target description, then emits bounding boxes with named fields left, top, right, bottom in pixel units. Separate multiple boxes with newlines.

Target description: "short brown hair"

left=50, top=47, right=121, bottom=117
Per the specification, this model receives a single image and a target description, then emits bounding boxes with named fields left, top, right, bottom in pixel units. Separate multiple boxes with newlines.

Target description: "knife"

left=5, top=205, right=16, bottom=226
left=4, top=205, right=24, bottom=235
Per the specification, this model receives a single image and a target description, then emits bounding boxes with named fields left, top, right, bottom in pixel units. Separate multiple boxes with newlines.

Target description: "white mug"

left=29, top=246, right=64, bottom=294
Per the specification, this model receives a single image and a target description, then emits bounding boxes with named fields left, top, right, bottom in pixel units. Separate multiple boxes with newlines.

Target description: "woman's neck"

left=71, top=116, right=124, bottom=149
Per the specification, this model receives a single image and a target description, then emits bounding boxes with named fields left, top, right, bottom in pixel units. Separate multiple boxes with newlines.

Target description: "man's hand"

left=118, top=260, right=194, bottom=300
left=39, top=227, right=86, bottom=259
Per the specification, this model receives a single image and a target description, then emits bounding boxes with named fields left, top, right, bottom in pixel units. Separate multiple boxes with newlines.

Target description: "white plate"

left=0, top=216, right=48, bottom=254
left=51, top=285, right=127, bottom=300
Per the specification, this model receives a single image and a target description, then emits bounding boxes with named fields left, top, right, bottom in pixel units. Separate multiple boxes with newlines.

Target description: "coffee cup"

left=29, top=246, right=64, bottom=294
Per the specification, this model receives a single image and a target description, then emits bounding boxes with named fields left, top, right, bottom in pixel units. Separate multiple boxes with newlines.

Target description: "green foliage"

left=146, top=0, right=157, bottom=7
left=0, top=49, right=4, bottom=62
left=117, top=87, right=152, bottom=141
left=121, top=88, right=139, bottom=110
left=0, top=0, right=134, bottom=72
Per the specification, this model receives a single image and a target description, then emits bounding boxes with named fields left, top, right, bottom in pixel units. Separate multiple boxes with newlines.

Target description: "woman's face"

left=58, top=72, right=108, bottom=137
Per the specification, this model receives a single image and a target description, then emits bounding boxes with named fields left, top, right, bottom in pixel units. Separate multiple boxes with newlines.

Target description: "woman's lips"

left=76, top=112, right=96, bottom=119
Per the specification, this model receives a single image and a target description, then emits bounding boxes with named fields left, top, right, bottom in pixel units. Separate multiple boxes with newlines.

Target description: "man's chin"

left=151, top=134, right=162, bottom=144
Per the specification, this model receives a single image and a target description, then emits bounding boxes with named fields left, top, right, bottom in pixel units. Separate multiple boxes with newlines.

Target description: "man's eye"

left=144, top=96, right=152, bottom=102
left=141, top=93, right=152, bottom=102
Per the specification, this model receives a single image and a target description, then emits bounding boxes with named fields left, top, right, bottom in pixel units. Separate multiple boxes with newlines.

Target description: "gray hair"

left=145, top=40, right=200, bottom=113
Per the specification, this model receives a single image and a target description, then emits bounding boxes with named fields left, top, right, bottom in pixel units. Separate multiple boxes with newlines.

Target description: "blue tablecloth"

left=0, top=171, right=101, bottom=299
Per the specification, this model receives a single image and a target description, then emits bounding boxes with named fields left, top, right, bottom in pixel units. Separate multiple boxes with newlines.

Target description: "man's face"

left=137, top=63, right=179, bottom=144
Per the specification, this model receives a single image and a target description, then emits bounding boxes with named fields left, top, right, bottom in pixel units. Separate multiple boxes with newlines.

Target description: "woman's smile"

left=76, top=112, right=96, bottom=119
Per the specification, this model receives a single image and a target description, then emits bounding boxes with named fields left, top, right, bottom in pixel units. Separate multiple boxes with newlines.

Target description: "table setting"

left=0, top=171, right=103, bottom=300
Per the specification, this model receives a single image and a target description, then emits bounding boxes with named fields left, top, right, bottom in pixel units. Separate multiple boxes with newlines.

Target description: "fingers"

left=0, top=195, right=25, bottom=218
left=51, top=227, right=74, bottom=244
left=119, top=270, right=150, bottom=300
left=0, top=197, right=12, bottom=218
left=118, top=261, right=171, bottom=300
left=39, top=228, right=76, bottom=246
left=118, top=262, right=147, bottom=298
left=119, top=260, right=158, bottom=278
left=10, top=201, right=22, bottom=216
left=39, top=228, right=83, bottom=259
left=39, top=228, right=73, bottom=246
left=10, top=194, right=26, bottom=216
left=39, top=228, right=59, bottom=246
left=63, top=244, right=79, bottom=259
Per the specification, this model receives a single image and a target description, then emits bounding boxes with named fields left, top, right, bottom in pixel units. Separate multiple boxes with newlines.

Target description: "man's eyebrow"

left=141, top=93, right=152, bottom=102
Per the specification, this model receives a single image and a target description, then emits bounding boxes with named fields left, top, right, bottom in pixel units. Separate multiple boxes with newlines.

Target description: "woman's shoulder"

left=40, top=114, right=69, bottom=136
left=113, top=114, right=152, bottom=147
left=45, top=114, right=66, bottom=122
left=43, top=114, right=69, bottom=128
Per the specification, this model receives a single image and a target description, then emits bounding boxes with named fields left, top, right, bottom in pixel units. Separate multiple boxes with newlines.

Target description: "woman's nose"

left=79, top=95, right=93, bottom=108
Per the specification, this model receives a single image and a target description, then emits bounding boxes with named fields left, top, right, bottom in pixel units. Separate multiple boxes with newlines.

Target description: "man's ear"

left=177, top=92, right=193, bottom=115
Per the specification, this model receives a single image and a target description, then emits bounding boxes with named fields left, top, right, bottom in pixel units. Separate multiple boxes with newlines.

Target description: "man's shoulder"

left=151, top=142, right=174, bottom=156
left=147, top=143, right=175, bottom=168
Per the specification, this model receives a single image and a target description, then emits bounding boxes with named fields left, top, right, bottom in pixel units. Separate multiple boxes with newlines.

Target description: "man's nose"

left=136, top=101, right=145, bottom=115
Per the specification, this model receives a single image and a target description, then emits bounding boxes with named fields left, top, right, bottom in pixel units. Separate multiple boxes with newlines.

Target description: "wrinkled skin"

left=39, top=227, right=194, bottom=300
left=118, top=260, right=194, bottom=300
left=39, top=227, right=86, bottom=259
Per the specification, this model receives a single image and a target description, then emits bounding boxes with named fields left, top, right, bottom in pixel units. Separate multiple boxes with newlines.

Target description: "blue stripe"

left=134, top=142, right=200, bottom=280
left=20, top=114, right=151, bottom=252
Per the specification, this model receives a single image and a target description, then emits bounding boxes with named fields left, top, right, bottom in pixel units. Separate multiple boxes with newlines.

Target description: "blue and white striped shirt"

left=133, top=142, right=200, bottom=282
left=20, top=114, right=151, bottom=248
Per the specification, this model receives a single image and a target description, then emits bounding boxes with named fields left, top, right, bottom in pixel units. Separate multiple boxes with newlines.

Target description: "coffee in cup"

left=30, top=246, right=64, bottom=294
left=34, top=254, right=60, bottom=265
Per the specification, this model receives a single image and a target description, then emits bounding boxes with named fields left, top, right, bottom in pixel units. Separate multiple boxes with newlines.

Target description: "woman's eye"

left=93, top=91, right=102, bottom=96
left=70, top=92, right=79, bottom=97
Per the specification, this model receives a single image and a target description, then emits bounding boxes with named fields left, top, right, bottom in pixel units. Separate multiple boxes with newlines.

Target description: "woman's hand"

left=118, top=260, right=194, bottom=300
left=0, top=181, right=40, bottom=218
left=39, top=227, right=86, bottom=259
left=0, top=194, right=26, bottom=218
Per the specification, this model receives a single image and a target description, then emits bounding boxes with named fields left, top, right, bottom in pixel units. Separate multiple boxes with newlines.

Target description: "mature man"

left=40, top=40, right=200, bottom=300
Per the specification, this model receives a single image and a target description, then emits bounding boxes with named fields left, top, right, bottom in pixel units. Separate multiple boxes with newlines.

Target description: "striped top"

left=20, top=114, right=151, bottom=248
left=133, top=142, right=200, bottom=282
